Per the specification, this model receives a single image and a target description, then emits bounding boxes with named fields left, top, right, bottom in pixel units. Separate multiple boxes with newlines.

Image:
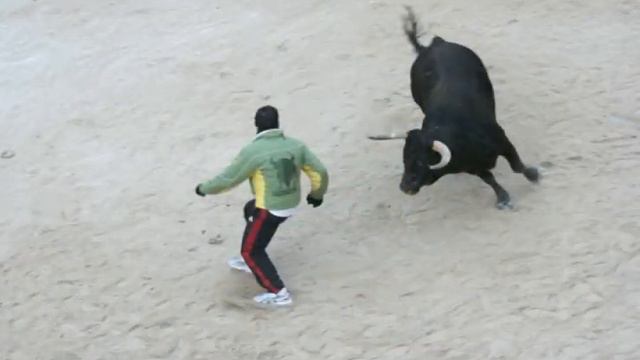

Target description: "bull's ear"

left=418, top=131, right=433, bottom=146
left=405, top=129, right=424, bottom=145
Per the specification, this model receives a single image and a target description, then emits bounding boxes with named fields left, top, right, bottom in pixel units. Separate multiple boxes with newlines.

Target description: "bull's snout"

left=400, top=179, right=420, bottom=195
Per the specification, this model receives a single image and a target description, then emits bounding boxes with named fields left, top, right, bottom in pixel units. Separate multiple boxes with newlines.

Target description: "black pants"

left=241, top=200, right=287, bottom=293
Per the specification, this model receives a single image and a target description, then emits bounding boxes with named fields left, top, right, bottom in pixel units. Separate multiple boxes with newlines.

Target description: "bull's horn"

left=429, top=140, right=451, bottom=169
left=367, top=133, right=407, bottom=140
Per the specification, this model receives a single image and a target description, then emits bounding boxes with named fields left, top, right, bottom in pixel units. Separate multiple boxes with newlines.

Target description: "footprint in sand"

left=1, top=150, right=15, bottom=159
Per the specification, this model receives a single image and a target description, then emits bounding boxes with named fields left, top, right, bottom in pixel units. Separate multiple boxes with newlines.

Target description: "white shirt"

left=269, top=208, right=297, bottom=218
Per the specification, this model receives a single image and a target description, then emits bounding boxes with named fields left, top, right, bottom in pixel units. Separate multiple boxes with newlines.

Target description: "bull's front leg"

left=476, top=170, right=512, bottom=210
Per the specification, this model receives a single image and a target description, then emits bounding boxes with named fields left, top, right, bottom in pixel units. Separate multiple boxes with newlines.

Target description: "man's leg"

left=227, top=200, right=258, bottom=273
left=243, top=199, right=256, bottom=223
left=241, top=209, right=287, bottom=293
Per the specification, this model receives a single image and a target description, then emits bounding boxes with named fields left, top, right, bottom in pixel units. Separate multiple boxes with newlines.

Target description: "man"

left=195, top=105, right=329, bottom=306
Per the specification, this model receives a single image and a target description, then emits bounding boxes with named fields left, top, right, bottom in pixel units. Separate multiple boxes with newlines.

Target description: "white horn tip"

left=429, top=140, right=452, bottom=169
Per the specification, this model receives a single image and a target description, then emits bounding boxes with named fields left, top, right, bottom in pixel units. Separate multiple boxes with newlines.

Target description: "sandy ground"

left=1, top=0, right=640, bottom=359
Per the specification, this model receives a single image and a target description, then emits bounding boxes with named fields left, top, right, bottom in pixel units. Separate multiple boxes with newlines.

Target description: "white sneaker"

left=253, top=288, right=293, bottom=306
left=227, top=256, right=251, bottom=273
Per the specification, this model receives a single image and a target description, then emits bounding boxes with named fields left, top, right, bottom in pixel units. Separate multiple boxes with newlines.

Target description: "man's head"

left=255, top=105, right=279, bottom=133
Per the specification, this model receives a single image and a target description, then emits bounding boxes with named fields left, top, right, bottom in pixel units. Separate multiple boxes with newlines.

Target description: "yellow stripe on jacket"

left=302, top=165, right=323, bottom=192
left=251, top=170, right=267, bottom=209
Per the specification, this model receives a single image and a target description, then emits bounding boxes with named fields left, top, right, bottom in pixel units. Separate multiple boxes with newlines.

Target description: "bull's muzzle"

left=400, top=178, right=420, bottom=195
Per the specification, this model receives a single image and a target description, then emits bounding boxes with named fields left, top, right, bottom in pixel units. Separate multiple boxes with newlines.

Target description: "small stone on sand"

left=208, top=235, right=224, bottom=245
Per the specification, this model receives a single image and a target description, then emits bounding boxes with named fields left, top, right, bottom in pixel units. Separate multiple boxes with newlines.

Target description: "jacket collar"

left=254, top=128, right=283, bottom=141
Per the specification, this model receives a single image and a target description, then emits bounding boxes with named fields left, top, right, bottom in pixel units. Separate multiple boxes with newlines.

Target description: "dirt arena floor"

left=2, top=0, right=639, bottom=359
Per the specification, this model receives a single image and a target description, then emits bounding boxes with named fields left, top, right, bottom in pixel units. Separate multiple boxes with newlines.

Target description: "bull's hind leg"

left=477, top=170, right=512, bottom=210
left=501, top=136, right=540, bottom=183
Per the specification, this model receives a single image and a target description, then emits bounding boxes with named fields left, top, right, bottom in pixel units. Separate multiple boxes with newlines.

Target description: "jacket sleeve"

left=199, top=147, right=257, bottom=195
left=301, top=145, right=329, bottom=199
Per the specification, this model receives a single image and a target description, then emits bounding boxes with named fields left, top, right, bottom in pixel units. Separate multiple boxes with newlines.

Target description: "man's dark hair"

left=255, top=105, right=279, bottom=133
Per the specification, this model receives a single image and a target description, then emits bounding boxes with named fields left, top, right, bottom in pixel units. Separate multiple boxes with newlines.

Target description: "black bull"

left=370, top=8, right=539, bottom=209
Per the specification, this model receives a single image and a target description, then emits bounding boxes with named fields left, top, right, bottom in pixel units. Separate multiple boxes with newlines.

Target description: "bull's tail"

left=403, top=6, right=425, bottom=53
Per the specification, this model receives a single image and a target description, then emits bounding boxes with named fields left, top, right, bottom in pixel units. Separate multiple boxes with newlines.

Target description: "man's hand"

left=195, top=184, right=205, bottom=197
left=306, top=194, right=323, bottom=208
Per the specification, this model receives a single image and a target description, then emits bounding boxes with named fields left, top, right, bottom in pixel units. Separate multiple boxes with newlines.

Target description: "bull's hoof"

left=524, top=167, right=540, bottom=183
left=496, top=200, right=514, bottom=210
left=495, top=192, right=513, bottom=210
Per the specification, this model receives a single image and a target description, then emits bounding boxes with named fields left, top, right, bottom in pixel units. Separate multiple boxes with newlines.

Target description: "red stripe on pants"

left=241, top=209, right=279, bottom=293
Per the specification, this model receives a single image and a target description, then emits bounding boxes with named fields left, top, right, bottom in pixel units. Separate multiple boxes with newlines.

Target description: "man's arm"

left=198, top=147, right=257, bottom=195
left=301, top=145, right=329, bottom=201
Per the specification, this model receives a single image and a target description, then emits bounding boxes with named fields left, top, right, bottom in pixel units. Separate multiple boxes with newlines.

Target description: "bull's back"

left=412, top=39, right=496, bottom=122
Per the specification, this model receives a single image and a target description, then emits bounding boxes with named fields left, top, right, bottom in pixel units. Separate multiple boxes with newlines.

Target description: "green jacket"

left=199, top=129, right=329, bottom=210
